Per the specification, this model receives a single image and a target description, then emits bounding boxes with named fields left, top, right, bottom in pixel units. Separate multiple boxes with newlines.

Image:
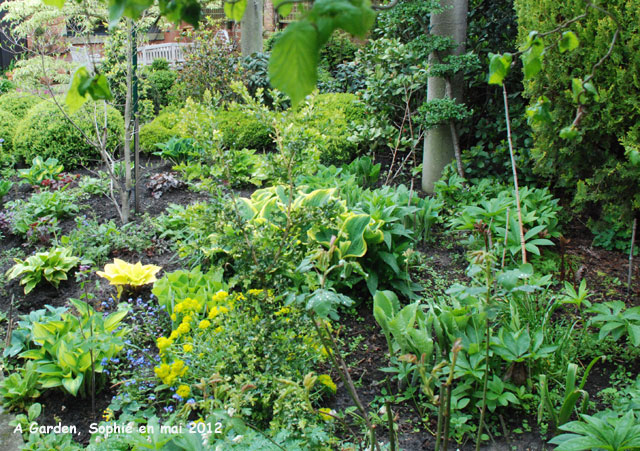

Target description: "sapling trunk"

left=502, top=85, right=527, bottom=264
left=629, top=217, right=637, bottom=296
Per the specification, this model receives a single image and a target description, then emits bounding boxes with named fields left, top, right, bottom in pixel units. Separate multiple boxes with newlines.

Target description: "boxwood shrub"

left=0, top=109, right=18, bottom=154
left=305, top=92, right=366, bottom=165
left=14, top=100, right=124, bottom=168
left=139, top=111, right=180, bottom=153
left=0, top=92, right=43, bottom=120
left=215, top=108, right=273, bottom=151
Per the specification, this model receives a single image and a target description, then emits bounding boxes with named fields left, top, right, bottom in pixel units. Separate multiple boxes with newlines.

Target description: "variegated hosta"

left=97, top=259, right=162, bottom=298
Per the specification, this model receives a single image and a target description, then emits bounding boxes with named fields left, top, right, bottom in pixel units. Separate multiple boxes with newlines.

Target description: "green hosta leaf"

left=104, top=309, right=128, bottom=331
left=224, top=0, right=248, bottom=22
left=339, top=214, right=370, bottom=258
left=62, top=374, right=83, bottom=396
left=488, top=53, right=512, bottom=85
left=269, top=21, right=319, bottom=106
left=559, top=31, right=579, bottom=53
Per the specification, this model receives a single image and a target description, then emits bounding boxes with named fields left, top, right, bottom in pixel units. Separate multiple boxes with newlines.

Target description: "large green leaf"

left=273, top=0, right=294, bottom=17
left=66, top=67, right=91, bottom=114
left=269, top=21, right=319, bottom=106
left=104, top=309, right=128, bottom=332
left=488, top=53, right=512, bottom=86
left=338, top=214, right=370, bottom=258
left=223, top=0, right=248, bottom=22
left=62, top=374, right=84, bottom=396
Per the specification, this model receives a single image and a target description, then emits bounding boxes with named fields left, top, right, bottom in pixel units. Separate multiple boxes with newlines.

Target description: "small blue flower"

left=163, top=406, right=174, bottom=413
left=186, top=399, right=196, bottom=405
left=172, top=394, right=183, bottom=401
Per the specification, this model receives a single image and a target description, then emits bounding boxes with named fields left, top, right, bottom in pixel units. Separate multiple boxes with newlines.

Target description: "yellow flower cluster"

left=211, top=291, right=228, bottom=303
left=154, top=359, right=188, bottom=386
left=174, top=297, right=202, bottom=314
left=208, top=305, right=230, bottom=320
left=317, top=374, right=337, bottom=394
left=176, top=384, right=190, bottom=398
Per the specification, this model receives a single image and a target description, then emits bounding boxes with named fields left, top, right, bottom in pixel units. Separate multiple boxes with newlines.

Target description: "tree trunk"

left=241, top=0, right=263, bottom=57
left=422, top=0, right=468, bottom=193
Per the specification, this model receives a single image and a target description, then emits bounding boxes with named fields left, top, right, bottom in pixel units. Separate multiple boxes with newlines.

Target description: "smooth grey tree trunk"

left=422, top=0, right=468, bottom=193
left=241, top=0, right=263, bottom=56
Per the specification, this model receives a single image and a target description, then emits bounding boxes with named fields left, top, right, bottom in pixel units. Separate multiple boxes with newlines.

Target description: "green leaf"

left=273, top=0, right=294, bottom=17
left=559, top=31, right=579, bottom=53
left=87, top=74, right=113, bottom=101
left=269, top=21, right=319, bottom=106
left=104, top=309, right=128, bottom=331
left=313, top=0, right=375, bottom=39
left=560, top=126, right=579, bottom=140
left=62, top=374, right=83, bottom=396
left=224, top=0, right=248, bottom=22
left=66, top=67, right=91, bottom=114
left=42, top=0, right=65, bottom=8
left=488, top=53, right=512, bottom=85
left=522, top=35, right=544, bottom=79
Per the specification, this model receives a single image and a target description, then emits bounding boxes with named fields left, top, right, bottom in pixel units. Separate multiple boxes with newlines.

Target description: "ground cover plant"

left=0, top=0, right=640, bottom=450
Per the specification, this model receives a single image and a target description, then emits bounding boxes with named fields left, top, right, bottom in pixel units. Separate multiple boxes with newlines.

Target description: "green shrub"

left=13, top=100, right=124, bottom=167
left=0, top=109, right=18, bottom=153
left=302, top=92, right=366, bottom=165
left=139, top=113, right=181, bottom=153
left=0, top=92, right=42, bottom=120
left=515, top=0, right=640, bottom=221
left=144, top=69, right=178, bottom=114
left=215, top=107, right=273, bottom=151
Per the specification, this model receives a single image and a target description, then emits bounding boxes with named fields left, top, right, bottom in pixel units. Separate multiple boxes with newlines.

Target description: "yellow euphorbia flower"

left=176, top=384, right=190, bottom=398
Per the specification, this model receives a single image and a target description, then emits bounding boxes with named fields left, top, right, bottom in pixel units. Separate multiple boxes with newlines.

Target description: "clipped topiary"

left=139, top=112, right=181, bottom=153
left=304, top=92, right=366, bottom=164
left=0, top=109, right=18, bottom=153
left=13, top=100, right=124, bottom=168
left=0, top=92, right=43, bottom=120
left=215, top=108, right=273, bottom=151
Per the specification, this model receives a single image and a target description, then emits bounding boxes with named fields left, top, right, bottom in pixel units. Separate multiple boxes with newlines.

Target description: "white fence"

left=138, top=43, right=190, bottom=66
left=70, top=39, right=224, bottom=68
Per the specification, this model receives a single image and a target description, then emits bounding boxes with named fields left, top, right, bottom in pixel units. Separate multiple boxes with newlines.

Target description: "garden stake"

left=502, top=84, right=527, bottom=264
left=628, top=216, right=637, bottom=296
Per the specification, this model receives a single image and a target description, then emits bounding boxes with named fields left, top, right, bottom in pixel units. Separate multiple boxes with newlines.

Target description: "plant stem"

left=435, top=382, right=445, bottom=451
left=312, top=319, right=378, bottom=450
left=629, top=217, right=637, bottom=296
left=476, top=257, right=493, bottom=451
left=385, top=399, right=396, bottom=451
left=502, top=84, right=527, bottom=264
